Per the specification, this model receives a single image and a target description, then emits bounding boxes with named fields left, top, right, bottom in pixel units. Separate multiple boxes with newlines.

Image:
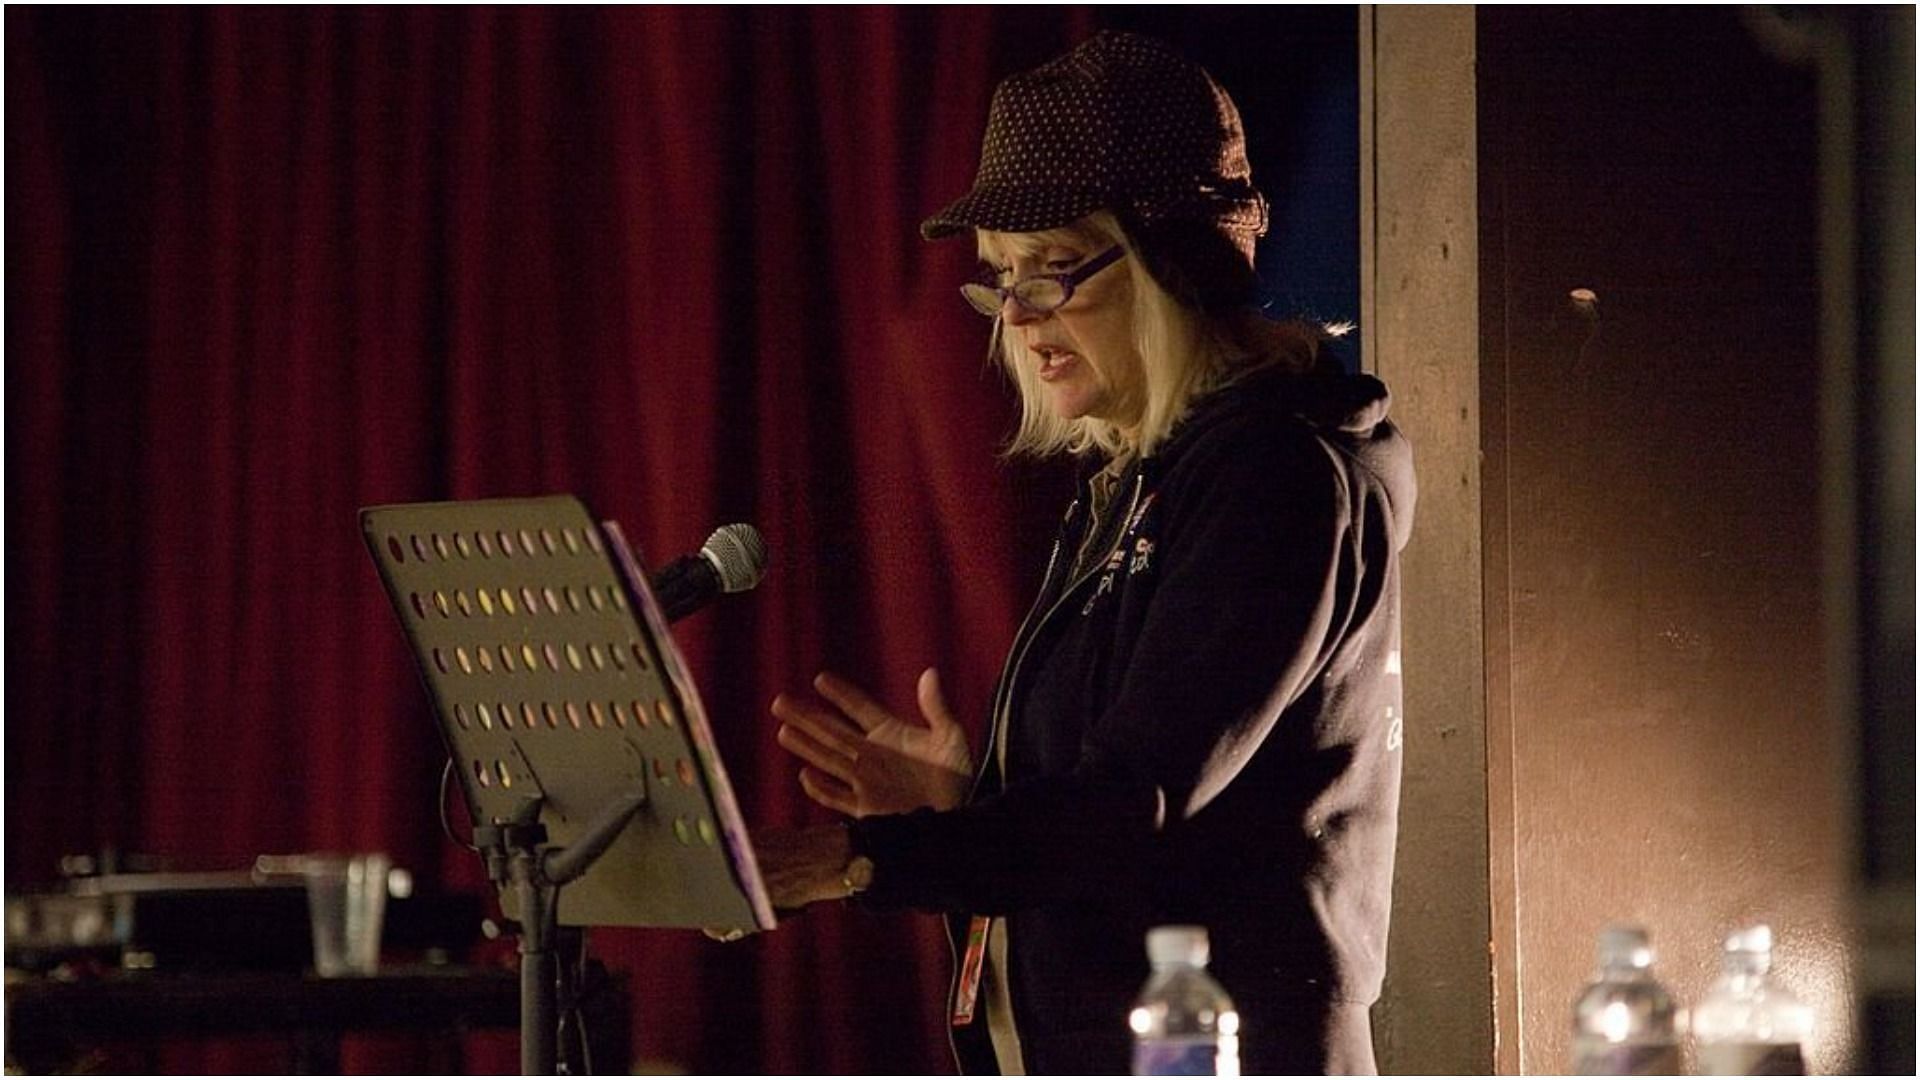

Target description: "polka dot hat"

left=922, top=31, right=1269, bottom=259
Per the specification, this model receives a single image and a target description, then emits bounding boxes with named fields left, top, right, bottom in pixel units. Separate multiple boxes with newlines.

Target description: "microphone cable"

left=439, top=758, right=480, bottom=853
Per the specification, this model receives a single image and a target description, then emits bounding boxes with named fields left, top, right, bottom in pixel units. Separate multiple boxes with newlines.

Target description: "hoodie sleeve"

left=851, top=415, right=1352, bottom=914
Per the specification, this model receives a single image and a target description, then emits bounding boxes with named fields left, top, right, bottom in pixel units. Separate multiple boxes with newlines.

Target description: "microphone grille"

left=701, top=524, right=768, bottom=593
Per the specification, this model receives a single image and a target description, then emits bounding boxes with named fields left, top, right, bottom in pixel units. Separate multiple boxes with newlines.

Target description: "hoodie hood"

left=1154, top=365, right=1418, bottom=551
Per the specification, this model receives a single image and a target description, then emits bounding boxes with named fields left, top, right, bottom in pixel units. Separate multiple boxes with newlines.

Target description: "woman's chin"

left=1043, top=384, right=1106, bottom=422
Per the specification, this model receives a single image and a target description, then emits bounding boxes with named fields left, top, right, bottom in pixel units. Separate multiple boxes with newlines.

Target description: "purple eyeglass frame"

left=961, top=245, right=1127, bottom=318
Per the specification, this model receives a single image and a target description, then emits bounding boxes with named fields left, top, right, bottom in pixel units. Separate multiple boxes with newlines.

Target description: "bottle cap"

left=1146, top=925, right=1210, bottom=966
left=1723, top=924, right=1773, bottom=955
left=1596, top=924, right=1654, bottom=969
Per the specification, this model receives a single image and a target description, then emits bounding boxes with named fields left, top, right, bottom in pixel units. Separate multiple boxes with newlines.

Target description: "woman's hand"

left=752, top=823, right=857, bottom=911
left=772, top=668, right=973, bottom=817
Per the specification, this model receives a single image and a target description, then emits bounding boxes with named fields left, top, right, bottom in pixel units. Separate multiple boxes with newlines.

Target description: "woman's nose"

left=1001, top=294, right=1044, bottom=326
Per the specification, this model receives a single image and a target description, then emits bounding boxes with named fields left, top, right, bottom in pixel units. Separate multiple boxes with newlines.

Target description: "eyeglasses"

left=960, top=245, right=1126, bottom=318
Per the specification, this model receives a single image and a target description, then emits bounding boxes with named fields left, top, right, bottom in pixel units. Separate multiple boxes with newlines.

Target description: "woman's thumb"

left=917, top=667, right=954, bottom=728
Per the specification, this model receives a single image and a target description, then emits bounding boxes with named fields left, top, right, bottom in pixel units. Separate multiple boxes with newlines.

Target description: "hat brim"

left=919, top=184, right=1109, bottom=242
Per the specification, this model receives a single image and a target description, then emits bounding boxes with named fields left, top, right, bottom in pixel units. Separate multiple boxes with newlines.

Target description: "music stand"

left=360, top=496, right=774, bottom=1074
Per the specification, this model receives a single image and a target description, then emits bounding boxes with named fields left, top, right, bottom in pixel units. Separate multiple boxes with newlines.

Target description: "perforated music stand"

left=361, top=496, right=773, bottom=1074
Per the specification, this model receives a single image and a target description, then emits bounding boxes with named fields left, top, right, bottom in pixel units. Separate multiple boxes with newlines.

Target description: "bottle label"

left=1134, top=1036, right=1224, bottom=1077
left=1698, top=1041, right=1807, bottom=1075
left=1572, top=1040, right=1680, bottom=1075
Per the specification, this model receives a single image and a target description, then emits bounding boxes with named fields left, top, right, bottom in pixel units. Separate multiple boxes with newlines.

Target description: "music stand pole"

left=481, top=784, right=648, bottom=1075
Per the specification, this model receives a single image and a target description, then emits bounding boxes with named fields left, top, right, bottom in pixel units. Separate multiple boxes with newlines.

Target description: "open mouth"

left=1033, top=344, right=1077, bottom=381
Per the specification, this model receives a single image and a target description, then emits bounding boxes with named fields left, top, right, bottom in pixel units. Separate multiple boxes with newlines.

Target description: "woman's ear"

left=1127, top=216, right=1260, bottom=314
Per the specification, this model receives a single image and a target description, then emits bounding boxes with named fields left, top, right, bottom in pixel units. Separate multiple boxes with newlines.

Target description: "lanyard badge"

left=952, top=915, right=991, bottom=1026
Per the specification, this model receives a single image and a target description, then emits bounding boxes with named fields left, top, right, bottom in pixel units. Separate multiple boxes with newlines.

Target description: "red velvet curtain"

left=6, top=7, right=1093, bottom=1072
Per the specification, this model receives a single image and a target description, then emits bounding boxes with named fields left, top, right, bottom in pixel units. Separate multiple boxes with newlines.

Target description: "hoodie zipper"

left=972, top=497, right=1074, bottom=801
left=948, top=498, right=1074, bottom=1068
left=991, top=472, right=1144, bottom=758
left=951, top=471, right=1144, bottom=1070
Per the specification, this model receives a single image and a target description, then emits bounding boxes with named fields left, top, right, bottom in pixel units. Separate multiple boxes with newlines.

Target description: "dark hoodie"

left=852, top=366, right=1416, bottom=1075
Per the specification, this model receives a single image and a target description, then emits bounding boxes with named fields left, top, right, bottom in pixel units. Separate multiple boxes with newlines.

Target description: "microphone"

left=650, top=524, right=768, bottom=623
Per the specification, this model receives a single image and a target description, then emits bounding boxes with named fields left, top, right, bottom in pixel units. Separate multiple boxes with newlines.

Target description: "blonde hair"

left=978, top=211, right=1318, bottom=461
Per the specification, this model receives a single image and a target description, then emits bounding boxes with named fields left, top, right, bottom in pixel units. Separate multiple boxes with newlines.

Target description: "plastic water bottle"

left=1129, top=925, right=1240, bottom=1077
left=1692, top=925, right=1811, bottom=1074
left=1570, top=924, right=1681, bottom=1074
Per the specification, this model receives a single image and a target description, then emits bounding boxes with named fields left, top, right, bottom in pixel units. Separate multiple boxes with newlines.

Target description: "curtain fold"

left=7, top=8, right=1090, bottom=1072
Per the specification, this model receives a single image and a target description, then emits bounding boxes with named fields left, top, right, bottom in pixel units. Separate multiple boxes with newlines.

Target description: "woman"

left=756, top=32, right=1414, bottom=1075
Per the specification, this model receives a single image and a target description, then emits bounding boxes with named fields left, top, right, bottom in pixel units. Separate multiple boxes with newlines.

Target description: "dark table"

left=4, top=964, right=631, bottom=1073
